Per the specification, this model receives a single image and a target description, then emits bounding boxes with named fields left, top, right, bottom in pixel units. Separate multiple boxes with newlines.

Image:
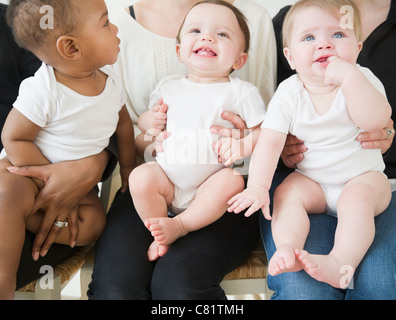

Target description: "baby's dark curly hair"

left=6, top=0, right=78, bottom=53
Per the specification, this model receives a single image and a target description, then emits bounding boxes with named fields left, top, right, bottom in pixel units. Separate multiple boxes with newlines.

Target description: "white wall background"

left=104, top=0, right=297, bottom=18
left=0, top=0, right=297, bottom=18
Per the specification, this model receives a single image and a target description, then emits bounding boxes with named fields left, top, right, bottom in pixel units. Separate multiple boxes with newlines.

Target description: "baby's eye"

left=217, top=32, right=228, bottom=38
left=104, top=19, right=109, bottom=27
left=304, top=35, right=315, bottom=41
left=333, top=32, right=344, bottom=39
left=190, top=28, right=200, bottom=34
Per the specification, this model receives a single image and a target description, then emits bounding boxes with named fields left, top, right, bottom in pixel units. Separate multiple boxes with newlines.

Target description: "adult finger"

left=280, top=139, right=307, bottom=169
left=66, top=208, right=79, bottom=248
left=6, top=165, right=48, bottom=181
left=32, top=213, right=61, bottom=260
left=38, top=219, right=67, bottom=258
left=357, top=126, right=394, bottom=154
left=211, top=125, right=242, bottom=139
left=281, top=152, right=304, bottom=169
left=284, top=134, right=305, bottom=146
left=221, top=111, right=247, bottom=130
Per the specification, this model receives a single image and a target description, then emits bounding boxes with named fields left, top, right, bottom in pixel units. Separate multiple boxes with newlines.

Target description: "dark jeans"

left=88, top=189, right=259, bottom=300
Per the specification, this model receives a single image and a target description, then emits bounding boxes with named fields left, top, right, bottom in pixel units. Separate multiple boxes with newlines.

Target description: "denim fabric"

left=260, top=170, right=396, bottom=300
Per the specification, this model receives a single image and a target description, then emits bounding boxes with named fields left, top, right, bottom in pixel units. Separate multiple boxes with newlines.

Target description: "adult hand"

left=210, top=111, right=248, bottom=139
left=7, top=153, right=107, bottom=260
left=280, top=134, right=308, bottom=169
left=357, top=118, right=395, bottom=154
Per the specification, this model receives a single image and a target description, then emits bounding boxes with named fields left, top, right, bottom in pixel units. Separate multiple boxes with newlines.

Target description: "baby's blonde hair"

left=282, top=0, right=362, bottom=47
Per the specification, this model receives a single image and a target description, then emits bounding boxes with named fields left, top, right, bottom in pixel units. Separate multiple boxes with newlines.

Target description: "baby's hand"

left=228, top=186, right=271, bottom=219
left=324, top=56, right=356, bottom=86
left=214, top=137, right=245, bottom=166
left=138, top=98, right=168, bottom=136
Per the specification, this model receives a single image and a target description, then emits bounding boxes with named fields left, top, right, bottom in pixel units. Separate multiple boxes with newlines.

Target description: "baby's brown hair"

left=176, top=0, right=250, bottom=54
left=6, top=0, right=78, bottom=54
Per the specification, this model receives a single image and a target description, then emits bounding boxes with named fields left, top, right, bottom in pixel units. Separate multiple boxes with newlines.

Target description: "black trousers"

left=16, top=231, right=77, bottom=290
left=88, top=189, right=259, bottom=300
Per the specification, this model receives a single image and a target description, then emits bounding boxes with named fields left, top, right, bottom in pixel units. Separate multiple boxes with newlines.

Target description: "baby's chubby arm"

left=228, top=128, right=287, bottom=219
left=1, top=108, right=50, bottom=167
left=325, top=56, right=391, bottom=132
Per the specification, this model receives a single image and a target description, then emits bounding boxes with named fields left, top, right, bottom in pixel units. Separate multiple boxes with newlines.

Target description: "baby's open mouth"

left=315, top=55, right=332, bottom=64
left=195, top=48, right=217, bottom=56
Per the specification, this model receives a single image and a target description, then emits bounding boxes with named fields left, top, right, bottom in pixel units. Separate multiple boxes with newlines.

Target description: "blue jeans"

left=261, top=170, right=396, bottom=300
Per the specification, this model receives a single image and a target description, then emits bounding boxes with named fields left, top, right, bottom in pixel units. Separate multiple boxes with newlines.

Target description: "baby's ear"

left=233, top=52, right=248, bottom=70
left=56, top=35, right=81, bottom=60
left=283, top=47, right=295, bottom=70
left=176, top=44, right=183, bottom=63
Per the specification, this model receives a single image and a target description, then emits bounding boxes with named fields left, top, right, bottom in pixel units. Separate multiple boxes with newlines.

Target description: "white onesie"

left=261, top=67, right=387, bottom=216
left=0, top=63, right=126, bottom=163
left=151, top=75, right=266, bottom=212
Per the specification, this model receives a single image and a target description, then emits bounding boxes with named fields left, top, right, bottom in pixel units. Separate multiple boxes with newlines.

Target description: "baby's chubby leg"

left=129, top=162, right=174, bottom=260
left=147, top=168, right=245, bottom=247
left=296, top=171, right=391, bottom=288
left=0, top=159, right=39, bottom=299
left=129, top=162, right=175, bottom=222
left=269, top=172, right=327, bottom=276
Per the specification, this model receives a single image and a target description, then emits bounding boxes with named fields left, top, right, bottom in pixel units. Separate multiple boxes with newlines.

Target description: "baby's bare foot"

left=147, top=240, right=169, bottom=261
left=268, top=244, right=302, bottom=276
left=295, top=249, right=354, bottom=289
left=145, top=216, right=187, bottom=246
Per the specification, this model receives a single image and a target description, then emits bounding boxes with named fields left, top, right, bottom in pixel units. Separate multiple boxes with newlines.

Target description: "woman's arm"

left=116, top=106, right=137, bottom=192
